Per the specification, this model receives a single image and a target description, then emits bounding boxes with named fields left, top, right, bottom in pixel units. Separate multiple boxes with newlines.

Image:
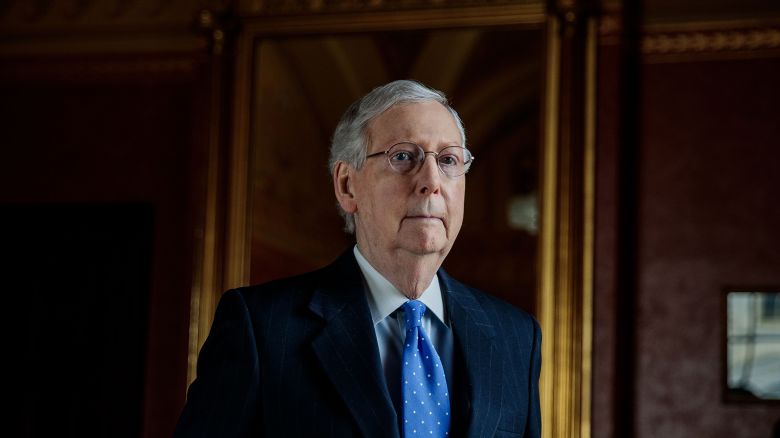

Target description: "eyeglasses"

left=365, top=142, right=475, bottom=178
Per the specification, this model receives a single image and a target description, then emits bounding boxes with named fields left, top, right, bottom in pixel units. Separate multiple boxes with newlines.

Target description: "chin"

left=399, top=233, right=449, bottom=256
left=398, top=222, right=449, bottom=252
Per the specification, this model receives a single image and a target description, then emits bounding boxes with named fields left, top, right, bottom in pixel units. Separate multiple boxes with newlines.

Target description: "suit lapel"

left=309, top=251, right=399, bottom=438
left=440, top=270, right=503, bottom=438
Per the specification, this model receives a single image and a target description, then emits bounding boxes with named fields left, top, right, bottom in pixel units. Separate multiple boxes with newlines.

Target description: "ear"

left=333, top=161, right=358, bottom=214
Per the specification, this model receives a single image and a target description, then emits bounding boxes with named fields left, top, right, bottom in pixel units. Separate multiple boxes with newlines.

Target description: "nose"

left=415, top=153, right=442, bottom=195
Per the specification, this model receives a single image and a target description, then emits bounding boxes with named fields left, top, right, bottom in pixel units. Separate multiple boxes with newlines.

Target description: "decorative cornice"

left=0, top=0, right=229, bottom=55
left=236, top=0, right=536, bottom=16
left=642, top=27, right=780, bottom=55
left=196, top=9, right=239, bottom=55
left=0, top=0, right=201, bottom=33
left=237, top=3, right=544, bottom=35
left=597, top=13, right=780, bottom=59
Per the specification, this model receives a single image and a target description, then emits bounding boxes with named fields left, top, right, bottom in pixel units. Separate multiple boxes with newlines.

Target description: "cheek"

left=368, top=179, right=409, bottom=211
left=448, top=184, right=466, bottom=216
left=355, top=182, right=403, bottom=228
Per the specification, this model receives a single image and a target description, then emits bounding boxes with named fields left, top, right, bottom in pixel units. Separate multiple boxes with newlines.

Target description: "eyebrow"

left=384, top=140, right=464, bottom=149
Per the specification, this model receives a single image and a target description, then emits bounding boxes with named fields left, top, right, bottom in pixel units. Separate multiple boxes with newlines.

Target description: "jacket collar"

left=308, top=250, right=399, bottom=438
left=439, top=269, right=503, bottom=438
left=308, top=251, right=503, bottom=438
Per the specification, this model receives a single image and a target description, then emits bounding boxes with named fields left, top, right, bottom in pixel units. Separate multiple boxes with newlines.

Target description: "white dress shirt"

left=353, top=245, right=454, bottom=409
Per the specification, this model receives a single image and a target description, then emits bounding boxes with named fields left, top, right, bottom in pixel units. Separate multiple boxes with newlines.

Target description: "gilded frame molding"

left=538, top=7, right=596, bottom=438
left=190, top=3, right=597, bottom=438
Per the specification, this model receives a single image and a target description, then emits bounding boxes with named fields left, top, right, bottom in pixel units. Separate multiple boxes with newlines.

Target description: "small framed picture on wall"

left=724, top=288, right=780, bottom=403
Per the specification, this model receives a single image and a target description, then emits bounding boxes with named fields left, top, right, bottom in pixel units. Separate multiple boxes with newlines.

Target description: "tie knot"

left=402, top=300, right=426, bottom=328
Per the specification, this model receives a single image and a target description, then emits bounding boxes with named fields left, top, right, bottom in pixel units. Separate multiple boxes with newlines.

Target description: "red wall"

left=594, top=49, right=780, bottom=437
left=593, top=42, right=622, bottom=438
left=633, top=56, right=780, bottom=437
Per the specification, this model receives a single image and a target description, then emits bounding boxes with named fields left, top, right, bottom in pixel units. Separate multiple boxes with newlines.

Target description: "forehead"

left=367, top=101, right=461, bottom=147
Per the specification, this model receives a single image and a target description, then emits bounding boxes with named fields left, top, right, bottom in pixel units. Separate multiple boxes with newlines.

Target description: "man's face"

left=349, top=101, right=465, bottom=261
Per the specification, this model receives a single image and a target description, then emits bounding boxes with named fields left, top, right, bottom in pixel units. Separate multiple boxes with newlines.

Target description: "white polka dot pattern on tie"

left=401, top=300, right=450, bottom=437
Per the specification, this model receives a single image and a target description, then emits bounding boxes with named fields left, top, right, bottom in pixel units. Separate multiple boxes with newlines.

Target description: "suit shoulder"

left=224, top=266, right=329, bottom=313
left=449, top=275, right=535, bottom=318
left=474, top=287, right=537, bottom=325
left=444, top=274, right=540, bottom=340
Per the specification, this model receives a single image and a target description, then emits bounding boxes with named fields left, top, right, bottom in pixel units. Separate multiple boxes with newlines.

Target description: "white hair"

left=329, top=79, right=466, bottom=233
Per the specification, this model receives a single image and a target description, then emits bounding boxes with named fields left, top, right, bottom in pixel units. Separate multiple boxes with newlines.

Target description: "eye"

left=390, top=151, right=415, bottom=162
left=438, top=154, right=460, bottom=167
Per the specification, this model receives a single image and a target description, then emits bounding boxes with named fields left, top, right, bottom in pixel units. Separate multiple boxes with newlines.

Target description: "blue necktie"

left=401, top=300, right=450, bottom=437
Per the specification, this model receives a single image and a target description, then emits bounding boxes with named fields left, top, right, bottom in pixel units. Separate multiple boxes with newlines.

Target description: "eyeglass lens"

left=387, top=142, right=472, bottom=177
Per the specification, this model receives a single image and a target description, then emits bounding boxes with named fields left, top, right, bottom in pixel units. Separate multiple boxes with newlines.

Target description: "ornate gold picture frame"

left=189, top=2, right=597, bottom=437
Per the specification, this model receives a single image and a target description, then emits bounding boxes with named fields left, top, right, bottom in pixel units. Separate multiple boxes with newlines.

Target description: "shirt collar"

left=353, top=245, right=446, bottom=326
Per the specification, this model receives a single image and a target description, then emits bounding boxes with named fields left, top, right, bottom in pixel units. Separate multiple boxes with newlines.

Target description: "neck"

left=356, top=244, right=444, bottom=300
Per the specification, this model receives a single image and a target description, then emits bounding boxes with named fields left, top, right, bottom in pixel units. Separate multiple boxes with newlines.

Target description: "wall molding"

left=598, top=13, right=780, bottom=60
left=236, top=0, right=537, bottom=16
left=0, top=0, right=220, bottom=55
left=538, top=5, right=596, bottom=438
left=0, top=0, right=201, bottom=30
left=642, top=26, right=780, bottom=59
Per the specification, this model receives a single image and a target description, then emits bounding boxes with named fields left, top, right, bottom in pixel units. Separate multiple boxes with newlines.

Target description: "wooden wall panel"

left=0, top=57, right=212, bottom=438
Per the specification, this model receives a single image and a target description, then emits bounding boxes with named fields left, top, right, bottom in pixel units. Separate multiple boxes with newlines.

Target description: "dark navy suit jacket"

left=174, top=250, right=541, bottom=437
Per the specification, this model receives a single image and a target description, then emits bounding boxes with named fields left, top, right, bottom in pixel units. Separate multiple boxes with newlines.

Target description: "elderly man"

left=174, top=80, right=541, bottom=438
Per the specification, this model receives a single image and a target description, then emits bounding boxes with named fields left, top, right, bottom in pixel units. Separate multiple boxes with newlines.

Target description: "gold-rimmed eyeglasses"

left=365, top=142, right=475, bottom=178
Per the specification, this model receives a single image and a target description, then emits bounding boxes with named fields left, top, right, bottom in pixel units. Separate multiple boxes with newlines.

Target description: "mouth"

left=404, top=215, right=445, bottom=224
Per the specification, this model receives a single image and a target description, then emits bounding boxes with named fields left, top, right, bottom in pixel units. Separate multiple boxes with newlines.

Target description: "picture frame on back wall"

left=724, top=288, right=780, bottom=403
left=187, top=3, right=600, bottom=436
